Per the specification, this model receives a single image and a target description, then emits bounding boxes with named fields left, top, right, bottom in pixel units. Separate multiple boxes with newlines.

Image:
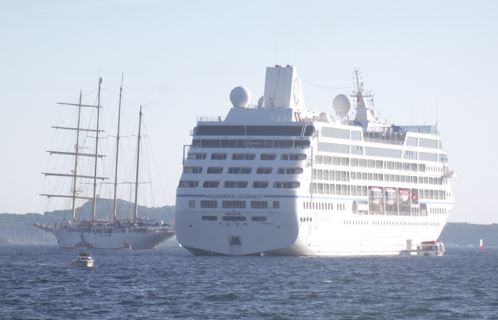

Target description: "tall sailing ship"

left=35, top=78, right=174, bottom=249
left=175, top=65, right=456, bottom=256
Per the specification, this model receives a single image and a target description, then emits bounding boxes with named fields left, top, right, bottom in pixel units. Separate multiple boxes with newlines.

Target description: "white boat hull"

left=52, top=229, right=173, bottom=249
left=176, top=199, right=451, bottom=256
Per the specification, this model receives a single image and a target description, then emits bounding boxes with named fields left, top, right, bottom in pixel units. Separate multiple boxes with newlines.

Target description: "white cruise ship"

left=175, top=66, right=456, bottom=256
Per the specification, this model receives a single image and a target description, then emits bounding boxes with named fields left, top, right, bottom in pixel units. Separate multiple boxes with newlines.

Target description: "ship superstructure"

left=175, top=66, right=456, bottom=256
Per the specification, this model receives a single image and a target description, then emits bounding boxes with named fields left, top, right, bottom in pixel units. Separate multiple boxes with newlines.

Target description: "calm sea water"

left=1, top=242, right=497, bottom=320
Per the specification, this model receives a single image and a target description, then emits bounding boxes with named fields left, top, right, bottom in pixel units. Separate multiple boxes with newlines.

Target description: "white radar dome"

left=333, top=94, right=352, bottom=118
left=257, top=96, right=265, bottom=108
left=230, top=86, right=251, bottom=109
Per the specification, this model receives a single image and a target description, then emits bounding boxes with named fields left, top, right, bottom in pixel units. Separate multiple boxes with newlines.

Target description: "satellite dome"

left=230, top=86, right=251, bottom=109
left=257, top=96, right=264, bottom=108
left=333, top=94, right=352, bottom=118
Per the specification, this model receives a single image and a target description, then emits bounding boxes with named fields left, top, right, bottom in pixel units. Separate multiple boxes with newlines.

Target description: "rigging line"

left=122, top=96, right=140, bottom=112
left=142, top=120, right=169, bottom=206
left=369, top=103, right=389, bottom=123
left=301, top=79, right=353, bottom=90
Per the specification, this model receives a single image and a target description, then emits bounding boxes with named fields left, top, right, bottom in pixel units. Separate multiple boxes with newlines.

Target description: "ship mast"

left=71, top=91, right=83, bottom=222
left=112, top=75, right=124, bottom=222
left=133, top=106, right=143, bottom=222
left=91, top=77, right=103, bottom=222
left=41, top=92, right=107, bottom=216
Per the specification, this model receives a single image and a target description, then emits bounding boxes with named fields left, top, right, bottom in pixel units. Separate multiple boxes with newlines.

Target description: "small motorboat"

left=71, top=252, right=94, bottom=267
left=120, top=242, right=132, bottom=250
left=417, top=241, right=445, bottom=257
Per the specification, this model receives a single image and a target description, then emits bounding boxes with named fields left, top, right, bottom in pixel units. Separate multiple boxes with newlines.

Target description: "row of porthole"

left=303, top=202, right=346, bottom=211
left=343, top=221, right=443, bottom=226
left=430, top=207, right=447, bottom=214
left=179, top=180, right=300, bottom=189
left=355, top=221, right=441, bottom=227
left=201, top=216, right=267, bottom=222
left=188, top=152, right=307, bottom=161
left=184, top=166, right=303, bottom=175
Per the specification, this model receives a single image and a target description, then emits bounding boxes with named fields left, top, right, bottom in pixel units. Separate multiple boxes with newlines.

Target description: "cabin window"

left=201, top=201, right=217, bottom=208
left=250, top=140, right=273, bottom=148
left=260, top=153, right=276, bottom=160
left=277, top=167, right=303, bottom=174
left=207, top=167, right=223, bottom=174
left=228, top=167, right=252, bottom=174
left=253, top=181, right=269, bottom=188
left=281, top=153, right=307, bottom=161
left=310, top=183, right=317, bottom=194
left=183, top=167, right=203, bottom=174
left=203, top=181, right=219, bottom=188
left=188, top=153, right=207, bottom=160
left=256, top=167, right=272, bottom=174
left=251, top=201, right=268, bottom=209
left=232, top=153, right=255, bottom=160
left=222, top=201, right=246, bottom=209
left=224, top=181, right=248, bottom=188
left=211, top=153, right=227, bottom=160
left=178, top=181, right=199, bottom=188
left=368, top=160, right=375, bottom=168
left=274, top=182, right=300, bottom=189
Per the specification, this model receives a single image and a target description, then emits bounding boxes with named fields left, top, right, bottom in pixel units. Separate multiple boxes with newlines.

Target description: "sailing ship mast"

left=71, top=91, right=83, bottom=221
left=112, top=75, right=124, bottom=222
left=41, top=80, right=107, bottom=223
left=91, top=77, right=103, bottom=222
left=133, top=105, right=143, bottom=222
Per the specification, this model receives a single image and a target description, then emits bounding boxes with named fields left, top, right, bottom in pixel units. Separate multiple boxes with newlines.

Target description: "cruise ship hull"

left=176, top=209, right=299, bottom=255
left=175, top=200, right=451, bottom=256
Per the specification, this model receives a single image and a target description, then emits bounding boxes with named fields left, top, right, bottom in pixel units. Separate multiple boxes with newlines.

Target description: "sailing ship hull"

left=52, top=229, right=173, bottom=249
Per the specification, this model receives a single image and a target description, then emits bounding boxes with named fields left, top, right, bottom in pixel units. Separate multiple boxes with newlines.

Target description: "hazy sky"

left=1, top=0, right=497, bottom=223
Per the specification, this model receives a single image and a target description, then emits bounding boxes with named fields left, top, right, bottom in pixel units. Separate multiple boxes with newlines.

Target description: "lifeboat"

left=399, top=189, right=409, bottom=203
left=369, top=187, right=383, bottom=205
left=385, top=188, right=396, bottom=205
left=417, top=241, right=445, bottom=257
